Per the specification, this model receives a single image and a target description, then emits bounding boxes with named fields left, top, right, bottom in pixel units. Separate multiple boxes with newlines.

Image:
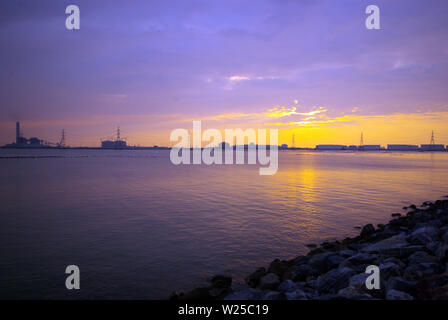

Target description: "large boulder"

left=385, top=277, right=416, bottom=296
left=308, top=252, right=333, bottom=273
left=283, top=264, right=316, bottom=282
left=285, top=289, right=308, bottom=300
left=378, top=262, right=402, bottom=280
left=267, top=259, right=289, bottom=278
left=406, top=226, right=439, bottom=246
left=209, top=274, right=232, bottom=299
left=316, top=267, right=356, bottom=293
left=258, top=273, right=280, bottom=290
left=360, top=224, right=375, bottom=238
left=277, top=280, right=302, bottom=292
left=386, top=289, right=414, bottom=300
left=436, top=243, right=448, bottom=262
left=407, top=251, right=437, bottom=265
left=348, top=273, right=370, bottom=292
left=362, top=233, right=423, bottom=257
left=245, top=267, right=266, bottom=288
left=337, top=286, right=373, bottom=300
left=308, top=252, right=344, bottom=274
left=261, top=291, right=285, bottom=300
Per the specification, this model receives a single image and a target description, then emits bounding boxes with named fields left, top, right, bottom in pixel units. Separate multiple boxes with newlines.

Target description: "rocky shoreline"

left=171, top=197, right=448, bottom=300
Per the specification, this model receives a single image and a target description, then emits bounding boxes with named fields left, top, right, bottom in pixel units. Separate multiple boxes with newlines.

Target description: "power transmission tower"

left=360, top=132, right=364, bottom=146
left=430, top=130, right=435, bottom=145
left=59, top=129, right=66, bottom=147
left=116, top=127, right=121, bottom=141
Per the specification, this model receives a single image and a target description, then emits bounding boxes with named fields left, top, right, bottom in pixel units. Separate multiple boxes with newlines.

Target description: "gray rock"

left=406, top=226, right=439, bottom=245
left=385, top=277, right=416, bottom=296
left=347, top=252, right=378, bottom=265
left=326, top=254, right=345, bottom=270
left=268, top=259, right=289, bottom=278
left=349, top=272, right=370, bottom=291
left=414, top=220, right=442, bottom=230
left=406, top=251, right=445, bottom=276
left=378, top=262, right=401, bottom=280
left=258, top=273, right=280, bottom=290
left=436, top=243, right=448, bottom=262
left=403, top=265, right=424, bottom=282
left=339, top=253, right=378, bottom=272
left=288, top=264, right=316, bottom=282
left=440, top=226, right=448, bottom=240
left=361, top=224, right=375, bottom=238
left=383, top=257, right=406, bottom=269
left=339, top=250, right=356, bottom=258
left=225, top=288, right=264, bottom=300
left=277, top=280, right=302, bottom=292
left=337, top=286, right=373, bottom=300
left=316, top=267, right=356, bottom=293
left=261, top=291, right=285, bottom=300
left=362, top=233, right=423, bottom=257
left=407, top=251, right=437, bottom=264
left=426, top=241, right=439, bottom=255
left=386, top=289, right=414, bottom=300
left=285, top=289, right=308, bottom=300
left=419, top=262, right=445, bottom=276
left=362, top=233, right=407, bottom=252
left=308, top=252, right=336, bottom=273
left=305, top=279, right=317, bottom=289
left=245, top=267, right=266, bottom=288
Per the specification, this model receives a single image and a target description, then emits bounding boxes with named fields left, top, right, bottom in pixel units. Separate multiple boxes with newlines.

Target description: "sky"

left=1, top=0, right=448, bottom=147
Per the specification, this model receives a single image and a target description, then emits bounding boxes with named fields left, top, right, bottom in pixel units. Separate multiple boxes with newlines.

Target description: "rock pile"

left=172, top=198, right=448, bottom=300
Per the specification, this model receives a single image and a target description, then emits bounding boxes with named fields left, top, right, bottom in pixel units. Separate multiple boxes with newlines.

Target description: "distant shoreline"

left=1, top=146, right=447, bottom=152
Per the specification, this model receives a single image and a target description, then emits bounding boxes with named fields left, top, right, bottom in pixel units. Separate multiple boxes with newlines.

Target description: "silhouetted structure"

left=421, top=131, right=445, bottom=151
left=316, top=145, right=347, bottom=150
left=359, top=145, right=381, bottom=151
left=7, top=121, right=45, bottom=147
left=387, top=144, right=419, bottom=151
left=101, top=127, right=128, bottom=149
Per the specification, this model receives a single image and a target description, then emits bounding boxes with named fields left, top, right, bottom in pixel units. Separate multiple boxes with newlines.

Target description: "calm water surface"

left=1, top=149, right=448, bottom=299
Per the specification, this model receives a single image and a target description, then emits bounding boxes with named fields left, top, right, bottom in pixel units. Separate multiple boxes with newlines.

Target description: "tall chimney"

left=16, top=121, right=20, bottom=144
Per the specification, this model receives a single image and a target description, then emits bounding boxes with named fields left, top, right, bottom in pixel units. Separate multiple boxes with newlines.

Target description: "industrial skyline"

left=1, top=1, right=448, bottom=147
left=3, top=121, right=446, bottom=151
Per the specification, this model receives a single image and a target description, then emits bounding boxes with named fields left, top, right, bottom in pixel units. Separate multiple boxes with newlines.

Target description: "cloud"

left=266, top=106, right=327, bottom=118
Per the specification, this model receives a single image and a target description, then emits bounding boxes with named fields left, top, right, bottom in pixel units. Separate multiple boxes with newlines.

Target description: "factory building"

left=101, top=139, right=127, bottom=149
left=101, top=127, right=128, bottom=149
left=9, top=122, right=45, bottom=147
left=315, top=145, right=347, bottom=150
left=420, top=144, right=445, bottom=151
left=359, top=145, right=381, bottom=151
left=387, top=144, right=419, bottom=151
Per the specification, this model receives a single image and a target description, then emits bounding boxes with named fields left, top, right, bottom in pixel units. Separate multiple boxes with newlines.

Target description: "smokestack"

left=16, top=122, right=20, bottom=144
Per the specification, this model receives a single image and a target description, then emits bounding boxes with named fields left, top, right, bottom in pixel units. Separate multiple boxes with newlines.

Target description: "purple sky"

left=1, top=0, right=448, bottom=146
